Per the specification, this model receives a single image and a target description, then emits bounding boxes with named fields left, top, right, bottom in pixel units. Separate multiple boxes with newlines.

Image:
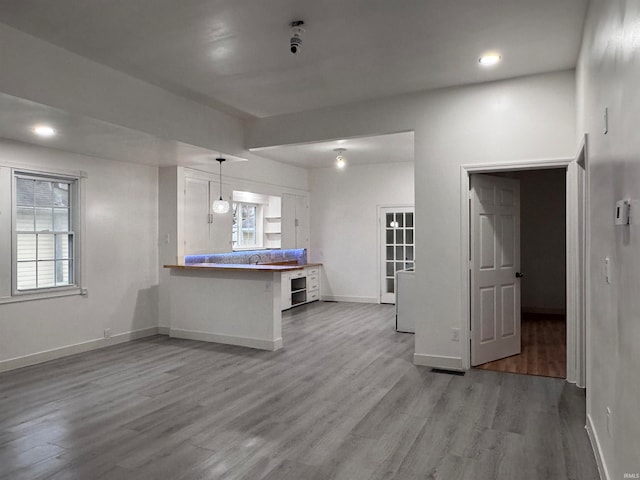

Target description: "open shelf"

left=292, top=290, right=307, bottom=306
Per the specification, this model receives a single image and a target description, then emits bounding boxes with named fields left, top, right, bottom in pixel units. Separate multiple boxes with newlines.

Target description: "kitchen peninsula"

left=164, top=249, right=320, bottom=351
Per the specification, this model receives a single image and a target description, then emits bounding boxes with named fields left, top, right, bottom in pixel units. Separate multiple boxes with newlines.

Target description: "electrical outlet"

left=103, top=328, right=111, bottom=339
left=606, top=406, right=612, bottom=437
left=452, top=328, right=460, bottom=342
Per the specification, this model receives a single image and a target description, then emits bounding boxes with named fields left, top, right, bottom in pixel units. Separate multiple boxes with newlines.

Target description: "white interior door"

left=380, top=207, right=414, bottom=304
left=471, top=174, right=521, bottom=366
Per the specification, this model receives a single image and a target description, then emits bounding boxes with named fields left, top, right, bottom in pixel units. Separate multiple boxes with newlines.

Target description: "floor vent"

left=431, top=368, right=465, bottom=376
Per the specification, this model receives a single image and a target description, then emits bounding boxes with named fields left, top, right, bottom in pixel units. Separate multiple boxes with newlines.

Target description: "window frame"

left=10, top=169, right=83, bottom=299
left=232, top=201, right=263, bottom=250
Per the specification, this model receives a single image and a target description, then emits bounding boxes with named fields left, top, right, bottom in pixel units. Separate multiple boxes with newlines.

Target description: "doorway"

left=460, top=156, right=586, bottom=382
left=472, top=168, right=567, bottom=378
left=477, top=168, right=567, bottom=378
left=379, top=206, right=415, bottom=304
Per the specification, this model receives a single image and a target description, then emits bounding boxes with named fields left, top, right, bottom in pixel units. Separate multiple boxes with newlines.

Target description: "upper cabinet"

left=183, top=175, right=232, bottom=254
left=282, top=194, right=309, bottom=250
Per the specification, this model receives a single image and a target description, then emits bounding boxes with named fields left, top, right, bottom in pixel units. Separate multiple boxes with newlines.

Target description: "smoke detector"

left=290, top=20, right=305, bottom=55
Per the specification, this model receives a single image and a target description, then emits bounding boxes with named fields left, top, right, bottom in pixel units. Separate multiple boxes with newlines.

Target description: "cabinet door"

left=184, top=177, right=210, bottom=254
left=295, top=195, right=310, bottom=250
left=282, top=194, right=309, bottom=249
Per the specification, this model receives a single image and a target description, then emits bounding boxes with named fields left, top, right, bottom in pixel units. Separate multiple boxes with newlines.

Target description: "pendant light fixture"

left=334, top=148, right=347, bottom=169
left=212, top=157, right=230, bottom=214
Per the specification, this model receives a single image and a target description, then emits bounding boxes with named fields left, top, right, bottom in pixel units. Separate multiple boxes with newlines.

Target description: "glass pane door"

left=380, top=207, right=414, bottom=304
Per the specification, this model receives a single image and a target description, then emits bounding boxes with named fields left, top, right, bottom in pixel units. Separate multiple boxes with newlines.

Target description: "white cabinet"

left=306, top=266, right=320, bottom=303
left=184, top=177, right=211, bottom=254
left=183, top=176, right=232, bottom=255
left=281, top=266, right=321, bottom=311
left=281, top=194, right=309, bottom=250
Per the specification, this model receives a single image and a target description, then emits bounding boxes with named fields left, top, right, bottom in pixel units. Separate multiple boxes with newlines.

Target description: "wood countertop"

left=164, top=263, right=322, bottom=272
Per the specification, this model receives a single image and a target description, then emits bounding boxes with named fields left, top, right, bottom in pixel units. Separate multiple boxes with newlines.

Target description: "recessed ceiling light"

left=33, top=125, right=56, bottom=137
left=478, top=53, right=502, bottom=67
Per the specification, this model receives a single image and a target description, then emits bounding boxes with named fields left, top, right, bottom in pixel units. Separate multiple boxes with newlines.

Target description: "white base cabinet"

left=281, top=266, right=321, bottom=311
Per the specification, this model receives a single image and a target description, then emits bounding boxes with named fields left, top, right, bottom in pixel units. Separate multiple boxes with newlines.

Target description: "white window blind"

left=15, top=175, right=74, bottom=291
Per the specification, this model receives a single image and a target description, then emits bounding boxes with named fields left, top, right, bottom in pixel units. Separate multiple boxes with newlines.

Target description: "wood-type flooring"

left=0, top=302, right=597, bottom=479
left=476, top=313, right=567, bottom=378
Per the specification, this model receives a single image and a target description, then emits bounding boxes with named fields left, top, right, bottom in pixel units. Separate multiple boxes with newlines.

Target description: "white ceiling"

left=0, top=0, right=588, bottom=119
left=253, top=132, right=414, bottom=169
left=0, top=93, right=247, bottom=168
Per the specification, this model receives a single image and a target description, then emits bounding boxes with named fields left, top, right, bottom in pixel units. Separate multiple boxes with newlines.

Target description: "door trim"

left=573, top=135, right=589, bottom=389
left=459, top=156, right=578, bottom=373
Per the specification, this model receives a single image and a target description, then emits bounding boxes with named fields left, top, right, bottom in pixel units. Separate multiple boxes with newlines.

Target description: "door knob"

left=515, top=272, right=524, bottom=278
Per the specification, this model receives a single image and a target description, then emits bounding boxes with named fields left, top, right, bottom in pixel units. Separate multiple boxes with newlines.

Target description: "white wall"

left=516, top=169, right=567, bottom=314
left=309, top=162, right=414, bottom=303
left=0, top=139, right=159, bottom=369
left=577, top=1, right=640, bottom=478
left=248, top=71, right=576, bottom=368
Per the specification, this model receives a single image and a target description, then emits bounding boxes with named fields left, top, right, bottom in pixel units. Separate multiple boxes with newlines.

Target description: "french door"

left=380, top=206, right=415, bottom=304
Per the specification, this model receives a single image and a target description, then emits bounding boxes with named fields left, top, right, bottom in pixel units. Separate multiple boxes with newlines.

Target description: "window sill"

left=0, top=287, right=86, bottom=305
left=232, top=246, right=267, bottom=251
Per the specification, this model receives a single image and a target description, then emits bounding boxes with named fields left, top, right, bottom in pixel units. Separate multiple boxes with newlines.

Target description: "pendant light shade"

left=213, top=158, right=229, bottom=214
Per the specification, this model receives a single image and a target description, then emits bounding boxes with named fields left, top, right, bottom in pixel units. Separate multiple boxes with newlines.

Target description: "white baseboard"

left=522, top=307, right=566, bottom=315
left=157, top=326, right=170, bottom=335
left=169, top=328, right=282, bottom=351
left=413, top=353, right=464, bottom=371
left=321, top=295, right=378, bottom=304
left=0, top=326, right=160, bottom=373
left=586, top=414, right=609, bottom=480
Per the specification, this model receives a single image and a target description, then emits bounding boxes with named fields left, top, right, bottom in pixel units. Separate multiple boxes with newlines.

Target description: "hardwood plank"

left=476, top=313, right=567, bottom=378
left=0, top=302, right=597, bottom=480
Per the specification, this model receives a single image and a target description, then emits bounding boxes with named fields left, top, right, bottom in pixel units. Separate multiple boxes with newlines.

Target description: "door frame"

left=459, top=150, right=587, bottom=384
left=377, top=204, right=414, bottom=304
left=574, top=135, right=589, bottom=389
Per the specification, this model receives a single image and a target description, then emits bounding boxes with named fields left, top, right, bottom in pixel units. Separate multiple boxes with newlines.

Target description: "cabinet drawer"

left=307, top=280, right=319, bottom=291
left=307, top=274, right=318, bottom=284
left=290, top=270, right=305, bottom=279
left=306, top=267, right=319, bottom=276
left=308, top=291, right=319, bottom=301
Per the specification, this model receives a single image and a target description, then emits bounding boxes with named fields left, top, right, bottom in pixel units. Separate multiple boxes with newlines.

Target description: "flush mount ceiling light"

left=334, top=148, right=347, bottom=169
left=212, top=158, right=230, bottom=214
left=32, top=125, right=56, bottom=137
left=478, top=53, right=502, bottom=67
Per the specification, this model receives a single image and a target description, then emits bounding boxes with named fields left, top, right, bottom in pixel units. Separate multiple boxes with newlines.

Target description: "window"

left=14, top=173, right=77, bottom=293
left=232, top=202, right=261, bottom=248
